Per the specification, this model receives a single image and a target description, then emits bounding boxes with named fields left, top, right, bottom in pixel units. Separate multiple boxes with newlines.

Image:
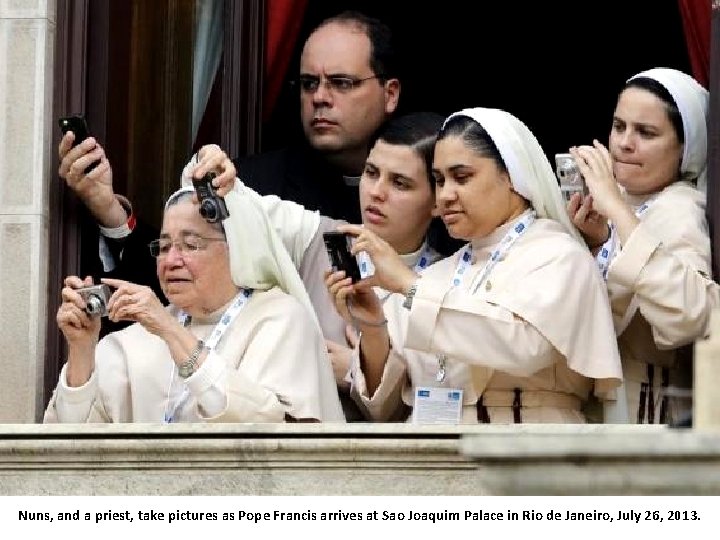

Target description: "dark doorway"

left=261, top=0, right=691, bottom=162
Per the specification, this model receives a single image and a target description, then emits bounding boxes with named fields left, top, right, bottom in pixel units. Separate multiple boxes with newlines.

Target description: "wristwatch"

left=178, top=340, right=205, bottom=378
left=402, top=281, right=419, bottom=310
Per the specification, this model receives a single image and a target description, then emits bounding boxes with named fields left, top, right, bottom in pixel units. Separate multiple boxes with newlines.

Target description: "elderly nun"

left=45, top=185, right=344, bottom=423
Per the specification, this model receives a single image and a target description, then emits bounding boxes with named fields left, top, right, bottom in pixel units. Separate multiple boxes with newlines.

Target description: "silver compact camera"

left=77, top=284, right=112, bottom=318
left=193, top=172, right=230, bottom=223
left=555, top=153, right=588, bottom=203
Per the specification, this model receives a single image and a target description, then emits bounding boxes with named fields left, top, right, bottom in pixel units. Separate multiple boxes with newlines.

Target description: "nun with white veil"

left=45, top=185, right=344, bottom=424
left=568, top=67, right=719, bottom=424
left=326, top=107, right=623, bottom=424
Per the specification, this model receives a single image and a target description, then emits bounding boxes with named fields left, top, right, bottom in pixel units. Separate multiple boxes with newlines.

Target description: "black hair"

left=317, top=11, right=398, bottom=81
left=373, top=112, right=463, bottom=256
left=437, top=114, right=508, bottom=174
left=374, top=112, right=444, bottom=187
left=623, top=76, right=684, bottom=143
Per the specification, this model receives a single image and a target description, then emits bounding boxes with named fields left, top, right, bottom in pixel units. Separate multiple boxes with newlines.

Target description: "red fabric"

left=264, top=0, right=308, bottom=120
left=678, top=0, right=711, bottom=87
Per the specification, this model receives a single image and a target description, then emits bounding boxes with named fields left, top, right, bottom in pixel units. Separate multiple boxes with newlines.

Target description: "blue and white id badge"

left=412, top=387, right=463, bottom=424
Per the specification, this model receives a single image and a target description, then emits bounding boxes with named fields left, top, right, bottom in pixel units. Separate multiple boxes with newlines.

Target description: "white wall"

left=0, top=0, right=55, bottom=422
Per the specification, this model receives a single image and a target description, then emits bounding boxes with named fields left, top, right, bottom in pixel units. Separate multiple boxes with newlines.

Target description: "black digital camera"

left=193, top=172, right=230, bottom=223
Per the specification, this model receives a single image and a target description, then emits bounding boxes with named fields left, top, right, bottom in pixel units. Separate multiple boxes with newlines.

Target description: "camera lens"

left=200, top=199, right=218, bottom=222
left=85, top=295, right=103, bottom=316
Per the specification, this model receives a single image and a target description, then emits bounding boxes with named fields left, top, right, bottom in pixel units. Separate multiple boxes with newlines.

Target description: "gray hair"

left=164, top=189, right=225, bottom=235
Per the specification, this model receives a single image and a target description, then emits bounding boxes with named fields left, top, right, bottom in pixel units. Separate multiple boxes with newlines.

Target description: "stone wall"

left=0, top=0, right=55, bottom=422
left=2, top=424, right=719, bottom=495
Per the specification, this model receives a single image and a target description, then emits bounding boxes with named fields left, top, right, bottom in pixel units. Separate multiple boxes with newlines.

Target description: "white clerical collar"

left=399, top=240, right=427, bottom=268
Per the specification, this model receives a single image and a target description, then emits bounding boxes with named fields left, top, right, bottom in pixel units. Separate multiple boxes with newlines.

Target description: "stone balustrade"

left=2, top=423, right=720, bottom=495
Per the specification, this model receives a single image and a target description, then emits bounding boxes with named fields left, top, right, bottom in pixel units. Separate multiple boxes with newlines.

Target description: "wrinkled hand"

left=191, top=144, right=237, bottom=197
left=102, top=278, right=174, bottom=337
left=56, top=275, right=101, bottom=350
left=58, top=134, right=124, bottom=227
left=325, top=269, right=384, bottom=329
left=567, top=193, right=609, bottom=249
left=570, top=142, right=626, bottom=219
left=337, top=224, right=417, bottom=295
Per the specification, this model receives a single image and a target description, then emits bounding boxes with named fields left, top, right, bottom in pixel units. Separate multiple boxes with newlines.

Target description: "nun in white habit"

left=327, top=107, right=623, bottom=424
left=45, top=185, right=344, bottom=424
left=569, top=67, right=719, bottom=424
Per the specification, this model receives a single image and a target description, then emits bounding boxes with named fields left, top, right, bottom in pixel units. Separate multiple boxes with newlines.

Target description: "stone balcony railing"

left=2, top=423, right=720, bottom=495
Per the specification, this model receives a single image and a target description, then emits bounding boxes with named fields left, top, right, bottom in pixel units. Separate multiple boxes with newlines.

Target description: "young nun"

left=327, top=107, right=624, bottom=423
left=569, top=68, right=719, bottom=424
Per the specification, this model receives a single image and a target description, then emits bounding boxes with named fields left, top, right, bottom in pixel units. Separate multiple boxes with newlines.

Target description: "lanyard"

left=164, top=288, right=253, bottom=423
left=451, top=210, right=536, bottom=292
left=436, top=210, right=535, bottom=382
left=596, top=200, right=652, bottom=279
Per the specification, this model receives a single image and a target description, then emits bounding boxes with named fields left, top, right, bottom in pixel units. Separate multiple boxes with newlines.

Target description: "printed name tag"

left=412, top=386, right=463, bottom=424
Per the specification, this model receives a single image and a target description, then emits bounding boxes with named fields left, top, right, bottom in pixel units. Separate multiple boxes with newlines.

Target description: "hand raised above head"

left=192, top=144, right=237, bottom=197
left=58, top=134, right=126, bottom=228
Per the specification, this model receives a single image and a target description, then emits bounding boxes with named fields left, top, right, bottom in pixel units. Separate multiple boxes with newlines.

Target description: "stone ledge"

left=1, top=424, right=718, bottom=495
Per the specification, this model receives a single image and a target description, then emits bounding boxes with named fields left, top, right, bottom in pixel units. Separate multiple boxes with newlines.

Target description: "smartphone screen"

left=322, top=232, right=362, bottom=283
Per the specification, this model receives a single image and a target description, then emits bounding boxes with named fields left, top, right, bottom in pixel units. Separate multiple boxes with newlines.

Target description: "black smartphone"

left=323, top=232, right=362, bottom=283
left=58, top=115, right=90, bottom=146
left=58, top=115, right=99, bottom=173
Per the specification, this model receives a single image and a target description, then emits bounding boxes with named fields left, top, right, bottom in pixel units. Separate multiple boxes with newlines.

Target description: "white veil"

left=628, top=68, right=708, bottom=193
left=443, top=107, right=583, bottom=242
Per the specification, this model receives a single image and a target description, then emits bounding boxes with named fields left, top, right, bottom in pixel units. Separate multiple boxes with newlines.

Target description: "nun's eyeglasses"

left=293, top=74, right=383, bottom=94
left=149, top=234, right=225, bottom=258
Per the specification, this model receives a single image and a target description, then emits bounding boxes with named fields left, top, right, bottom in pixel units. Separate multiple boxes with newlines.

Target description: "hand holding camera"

left=569, top=142, right=625, bottom=218
left=334, top=224, right=418, bottom=296
left=564, top=143, right=625, bottom=249
left=193, top=144, right=237, bottom=197
left=95, top=278, right=172, bottom=337
left=56, top=276, right=104, bottom=351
